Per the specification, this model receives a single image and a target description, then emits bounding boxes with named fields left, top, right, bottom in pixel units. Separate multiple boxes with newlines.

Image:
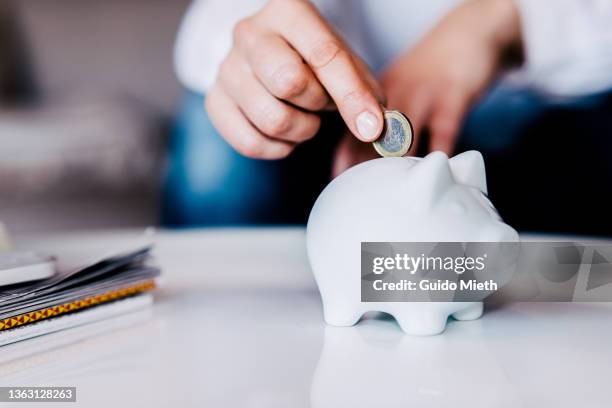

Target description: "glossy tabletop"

left=1, top=228, right=611, bottom=407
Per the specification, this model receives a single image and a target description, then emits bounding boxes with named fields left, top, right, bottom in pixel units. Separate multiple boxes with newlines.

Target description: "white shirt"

left=174, top=0, right=612, bottom=98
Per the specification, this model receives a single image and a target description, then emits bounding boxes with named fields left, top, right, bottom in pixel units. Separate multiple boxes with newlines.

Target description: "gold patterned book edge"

left=0, top=280, right=156, bottom=332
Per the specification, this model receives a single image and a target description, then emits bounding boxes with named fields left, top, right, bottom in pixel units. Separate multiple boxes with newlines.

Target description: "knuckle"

left=309, top=91, right=330, bottom=111
left=261, top=105, right=292, bottom=136
left=267, top=0, right=309, bottom=15
left=266, top=0, right=285, bottom=9
left=300, top=116, right=322, bottom=141
left=289, top=115, right=321, bottom=142
left=285, top=119, right=320, bottom=143
left=237, top=136, right=265, bottom=158
left=272, top=143, right=294, bottom=159
left=339, top=88, right=369, bottom=111
left=290, top=0, right=316, bottom=16
left=307, top=40, right=343, bottom=69
left=309, top=115, right=322, bottom=132
left=232, top=18, right=254, bottom=46
left=272, top=64, right=308, bottom=99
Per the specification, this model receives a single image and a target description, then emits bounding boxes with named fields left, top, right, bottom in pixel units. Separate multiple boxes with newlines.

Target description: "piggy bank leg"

left=451, top=302, right=484, bottom=321
left=392, top=310, right=450, bottom=336
left=322, top=300, right=363, bottom=327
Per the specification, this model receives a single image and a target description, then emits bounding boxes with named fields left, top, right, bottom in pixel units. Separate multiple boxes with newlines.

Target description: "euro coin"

left=373, top=110, right=413, bottom=157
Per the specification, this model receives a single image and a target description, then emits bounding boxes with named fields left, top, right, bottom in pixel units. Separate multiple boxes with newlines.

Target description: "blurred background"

left=0, top=0, right=611, bottom=237
left=0, top=0, right=190, bottom=234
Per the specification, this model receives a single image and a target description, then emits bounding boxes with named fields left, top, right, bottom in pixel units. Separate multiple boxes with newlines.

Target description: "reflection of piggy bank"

left=311, top=321, right=521, bottom=407
left=306, top=151, right=518, bottom=335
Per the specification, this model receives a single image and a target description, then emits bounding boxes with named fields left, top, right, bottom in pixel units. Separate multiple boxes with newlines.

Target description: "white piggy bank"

left=306, top=151, right=518, bottom=335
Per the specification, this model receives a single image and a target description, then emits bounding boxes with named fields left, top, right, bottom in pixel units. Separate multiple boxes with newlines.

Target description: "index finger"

left=262, top=1, right=383, bottom=142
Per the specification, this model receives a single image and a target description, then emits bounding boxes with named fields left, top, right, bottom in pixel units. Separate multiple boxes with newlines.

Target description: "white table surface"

left=2, top=228, right=612, bottom=407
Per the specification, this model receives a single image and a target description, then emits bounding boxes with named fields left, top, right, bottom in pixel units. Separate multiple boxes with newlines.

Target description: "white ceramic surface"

left=307, top=151, right=518, bottom=335
left=3, top=228, right=612, bottom=407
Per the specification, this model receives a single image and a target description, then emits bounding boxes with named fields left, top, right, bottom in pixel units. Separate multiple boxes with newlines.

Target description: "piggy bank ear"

left=407, top=151, right=454, bottom=211
left=449, top=151, right=487, bottom=194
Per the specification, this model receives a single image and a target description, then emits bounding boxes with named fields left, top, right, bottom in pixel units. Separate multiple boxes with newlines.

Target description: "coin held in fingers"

left=373, top=110, right=414, bottom=157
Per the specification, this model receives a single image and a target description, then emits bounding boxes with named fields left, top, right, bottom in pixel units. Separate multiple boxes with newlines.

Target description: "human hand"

left=381, top=0, right=522, bottom=155
left=332, top=0, right=522, bottom=176
left=206, top=0, right=385, bottom=159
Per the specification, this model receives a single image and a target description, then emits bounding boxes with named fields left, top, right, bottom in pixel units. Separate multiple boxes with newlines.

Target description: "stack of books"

left=0, top=243, right=159, bottom=346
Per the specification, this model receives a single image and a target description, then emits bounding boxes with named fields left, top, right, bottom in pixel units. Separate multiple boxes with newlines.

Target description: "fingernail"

left=356, top=111, right=380, bottom=141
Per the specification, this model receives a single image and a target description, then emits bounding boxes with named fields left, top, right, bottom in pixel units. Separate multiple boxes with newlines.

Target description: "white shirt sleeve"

left=174, top=0, right=267, bottom=93
left=175, top=0, right=612, bottom=97
left=513, top=0, right=612, bottom=97
left=174, top=0, right=340, bottom=94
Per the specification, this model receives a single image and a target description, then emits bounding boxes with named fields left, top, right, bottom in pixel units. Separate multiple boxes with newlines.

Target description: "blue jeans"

left=162, top=88, right=612, bottom=235
left=161, top=92, right=342, bottom=226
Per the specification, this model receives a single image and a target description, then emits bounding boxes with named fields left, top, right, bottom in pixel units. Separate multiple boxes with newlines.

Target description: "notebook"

left=0, top=236, right=160, bottom=346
